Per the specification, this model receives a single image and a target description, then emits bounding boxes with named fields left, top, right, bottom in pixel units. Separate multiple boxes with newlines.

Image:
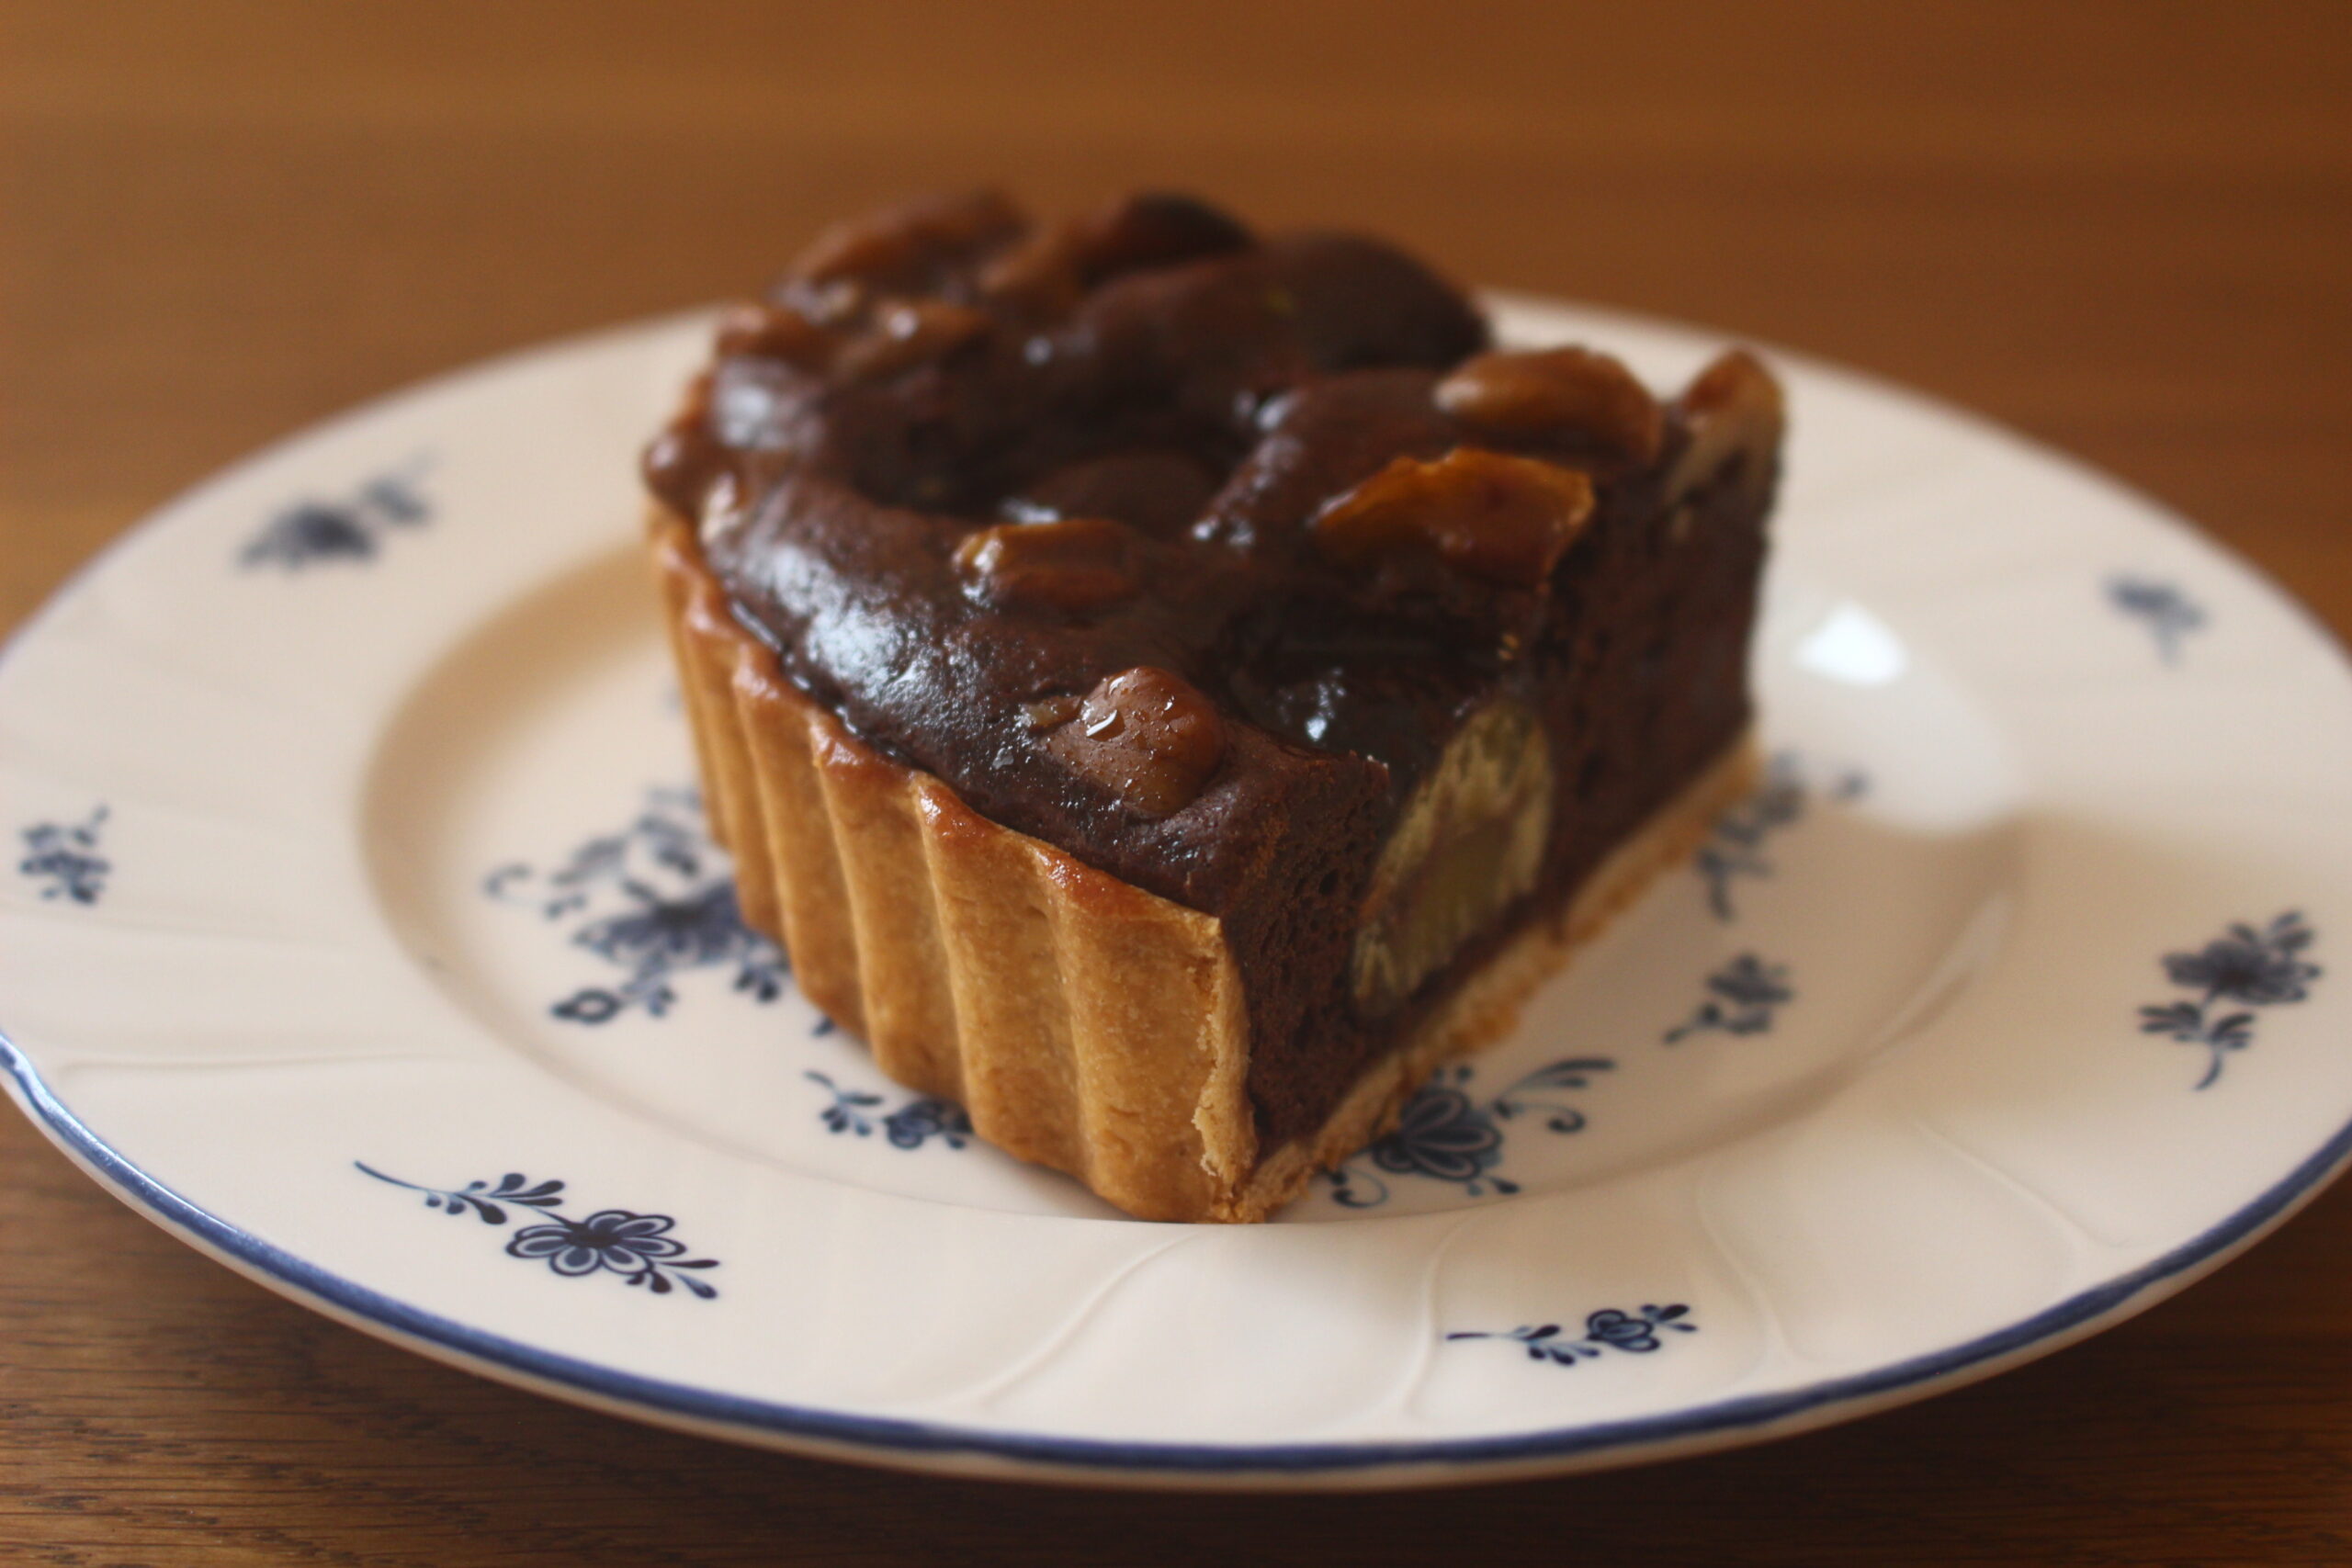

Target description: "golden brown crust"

left=650, top=507, right=1754, bottom=1222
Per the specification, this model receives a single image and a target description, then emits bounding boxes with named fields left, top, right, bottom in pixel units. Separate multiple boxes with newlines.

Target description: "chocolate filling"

left=645, top=190, right=1776, bottom=1154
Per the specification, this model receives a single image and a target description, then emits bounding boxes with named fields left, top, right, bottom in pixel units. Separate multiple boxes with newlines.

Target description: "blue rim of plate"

left=8, top=1025, right=2351, bottom=1477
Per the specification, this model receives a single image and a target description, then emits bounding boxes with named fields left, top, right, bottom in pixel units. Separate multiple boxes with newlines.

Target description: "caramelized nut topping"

left=955, top=516, right=1143, bottom=614
left=1436, top=346, right=1664, bottom=463
left=714, top=301, right=831, bottom=368
left=1043, top=667, right=1227, bottom=818
left=1313, top=448, right=1596, bottom=588
left=1667, top=348, right=1786, bottom=505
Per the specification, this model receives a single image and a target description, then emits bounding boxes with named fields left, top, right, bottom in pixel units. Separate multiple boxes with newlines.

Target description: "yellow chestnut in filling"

left=1351, top=698, right=1554, bottom=1017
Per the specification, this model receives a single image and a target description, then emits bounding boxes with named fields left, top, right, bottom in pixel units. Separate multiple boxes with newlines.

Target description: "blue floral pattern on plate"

left=1696, top=752, right=1867, bottom=920
left=356, top=1165, right=718, bottom=1298
left=2139, top=911, right=2320, bottom=1088
left=1448, top=1303, right=1696, bottom=1368
left=1321, top=1057, right=1616, bottom=1209
left=240, top=461, right=431, bottom=570
left=17, top=806, right=108, bottom=905
left=485, top=785, right=787, bottom=1022
left=1664, top=953, right=1793, bottom=1043
left=806, top=1070, right=973, bottom=1151
left=2106, top=575, right=2206, bottom=666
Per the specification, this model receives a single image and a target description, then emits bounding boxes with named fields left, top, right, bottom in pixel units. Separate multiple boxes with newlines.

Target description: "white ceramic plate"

left=6, top=298, right=2350, bottom=1490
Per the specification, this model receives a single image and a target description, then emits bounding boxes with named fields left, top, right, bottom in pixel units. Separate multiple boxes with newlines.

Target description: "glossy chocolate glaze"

left=645, top=191, right=1775, bottom=1153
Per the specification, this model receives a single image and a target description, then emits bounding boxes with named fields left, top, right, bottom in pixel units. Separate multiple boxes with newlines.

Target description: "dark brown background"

left=5, top=3, right=2350, bottom=1562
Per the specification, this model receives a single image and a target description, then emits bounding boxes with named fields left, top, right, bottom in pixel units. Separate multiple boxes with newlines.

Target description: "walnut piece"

left=1667, top=348, right=1785, bottom=506
left=1312, top=448, right=1596, bottom=588
left=1436, top=345, right=1663, bottom=463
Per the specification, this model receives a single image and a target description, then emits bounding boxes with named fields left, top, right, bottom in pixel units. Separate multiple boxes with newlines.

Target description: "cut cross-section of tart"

left=642, top=189, right=1780, bottom=1222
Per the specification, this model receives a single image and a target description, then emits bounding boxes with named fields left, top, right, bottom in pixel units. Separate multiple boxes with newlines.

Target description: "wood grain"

left=4, top=2, right=2350, bottom=1560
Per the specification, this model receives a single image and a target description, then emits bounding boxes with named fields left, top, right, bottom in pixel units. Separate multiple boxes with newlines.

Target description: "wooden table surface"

left=5, top=3, right=2350, bottom=1561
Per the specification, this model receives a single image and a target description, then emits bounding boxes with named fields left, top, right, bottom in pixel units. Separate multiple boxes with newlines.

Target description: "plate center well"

left=363, top=546, right=2026, bottom=1221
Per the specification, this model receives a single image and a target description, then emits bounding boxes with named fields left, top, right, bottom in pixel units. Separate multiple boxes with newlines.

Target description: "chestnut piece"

left=1043, top=667, right=1228, bottom=818
left=1312, top=448, right=1596, bottom=589
left=1436, top=346, right=1663, bottom=463
left=1351, top=698, right=1553, bottom=1017
left=1668, top=348, right=1787, bottom=506
left=955, top=516, right=1143, bottom=614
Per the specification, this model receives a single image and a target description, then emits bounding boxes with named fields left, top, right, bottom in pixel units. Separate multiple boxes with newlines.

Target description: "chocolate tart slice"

left=643, top=191, right=1781, bottom=1221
